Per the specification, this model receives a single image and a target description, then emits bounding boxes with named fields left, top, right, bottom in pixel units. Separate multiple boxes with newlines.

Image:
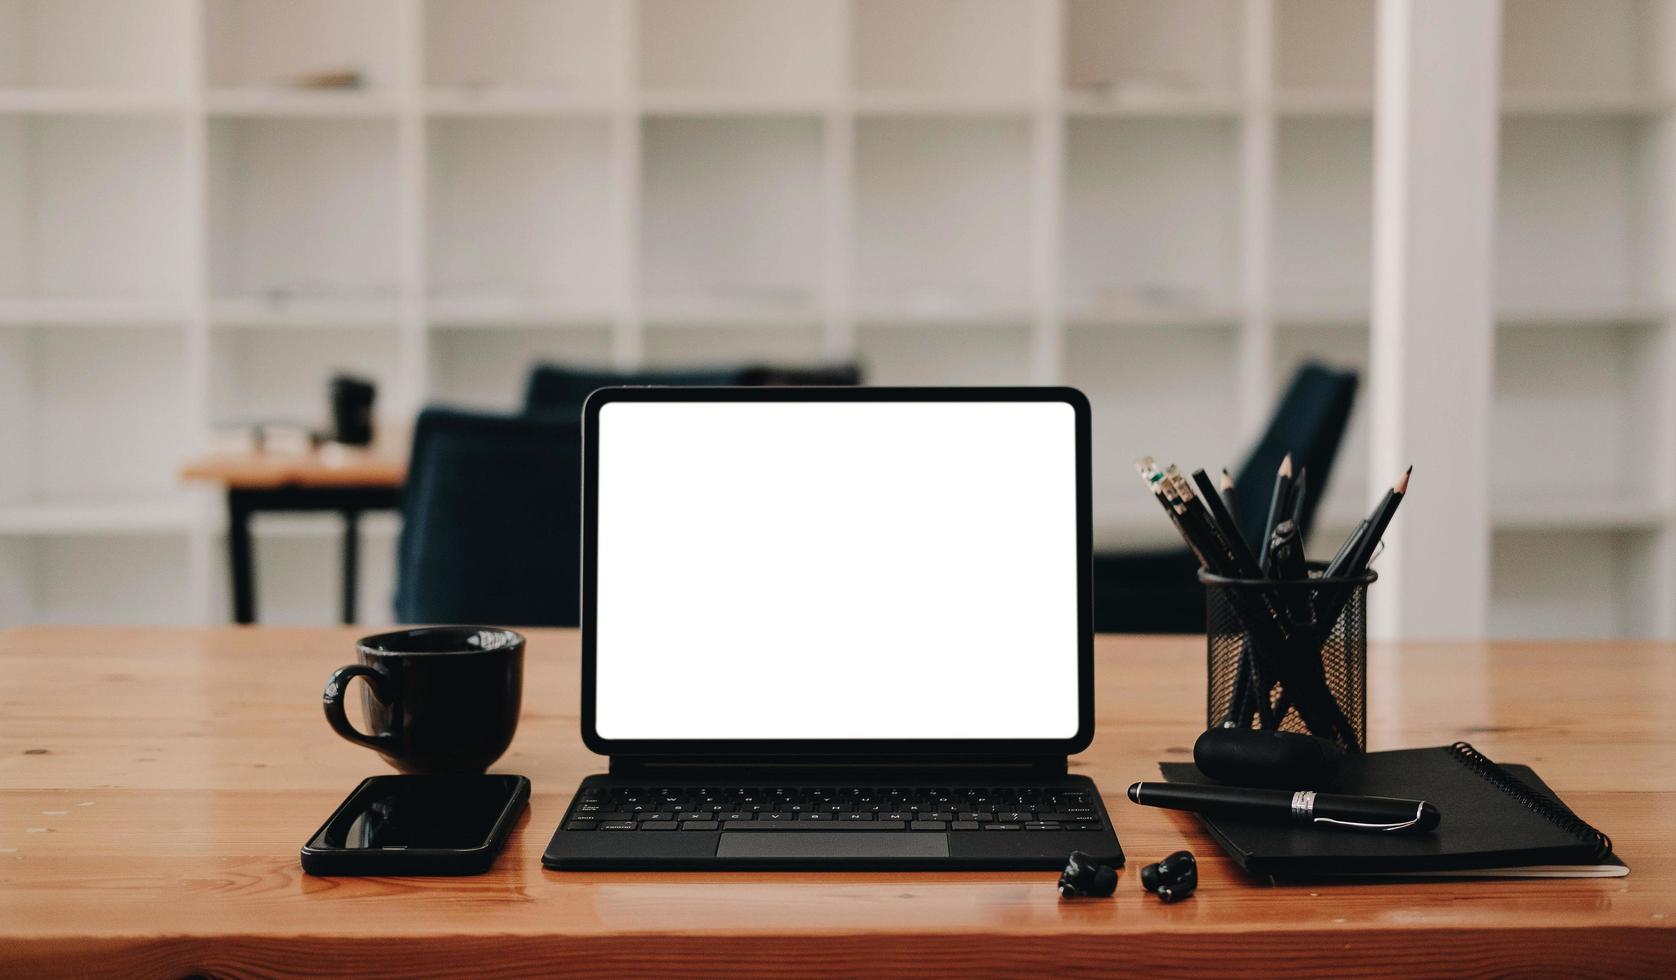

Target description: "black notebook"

left=1159, top=742, right=1625, bottom=879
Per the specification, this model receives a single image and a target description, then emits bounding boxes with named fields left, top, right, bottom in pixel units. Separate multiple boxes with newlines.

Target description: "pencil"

left=1345, top=466, right=1411, bottom=574
left=1289, top=466, right=1308, bottom=531
left=1259, top=453, right=1293, bottom=575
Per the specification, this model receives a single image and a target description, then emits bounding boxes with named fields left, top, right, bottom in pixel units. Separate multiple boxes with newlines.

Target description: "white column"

left=1368, top=0, right=1500, bottom=639
left=1028, top=0, right=1064, bottom=385
left=1237, top=0, right=1276, bottom=436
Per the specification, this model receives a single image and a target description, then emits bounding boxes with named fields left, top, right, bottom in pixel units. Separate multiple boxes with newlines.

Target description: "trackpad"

left=717, top=832, right=949, bottom=859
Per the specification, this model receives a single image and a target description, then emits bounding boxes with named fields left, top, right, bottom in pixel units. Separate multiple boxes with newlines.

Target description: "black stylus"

left=1127, top=781, right=1440, bottom=833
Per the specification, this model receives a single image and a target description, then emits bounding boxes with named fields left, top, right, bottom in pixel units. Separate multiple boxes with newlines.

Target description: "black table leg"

left=341, top=509, right=360, bottom=626
left=228, top=491, right=257, bottom=625
left=220, top=486, right=397, bottom=627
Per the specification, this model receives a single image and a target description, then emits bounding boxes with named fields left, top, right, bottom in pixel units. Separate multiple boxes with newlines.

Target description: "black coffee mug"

left=323, top=626, right=524, bottom=774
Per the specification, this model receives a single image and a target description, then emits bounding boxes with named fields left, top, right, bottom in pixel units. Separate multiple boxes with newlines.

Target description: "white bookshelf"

left=1488, top=0, right=1676, bottom=638
left=0, top=0, right=1671, bottom=638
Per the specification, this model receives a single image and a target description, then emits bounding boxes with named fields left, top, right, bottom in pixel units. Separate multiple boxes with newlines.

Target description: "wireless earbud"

left=1140, top=850, right=1197, bottom=903
left=1058, top=850, right=1119, bottom=898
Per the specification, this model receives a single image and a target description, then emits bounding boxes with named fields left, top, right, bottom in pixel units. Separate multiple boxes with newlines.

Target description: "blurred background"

left=0, top=0, right=1670, bottom=640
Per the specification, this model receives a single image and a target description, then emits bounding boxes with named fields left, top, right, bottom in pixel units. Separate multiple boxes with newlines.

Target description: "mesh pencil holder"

left=1200, top=562, right=1374, bottom=753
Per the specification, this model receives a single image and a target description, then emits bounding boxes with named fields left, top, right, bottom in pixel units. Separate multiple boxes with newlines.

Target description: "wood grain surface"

left=179, top=447, right=404, bottom=489
left=2, top=627, right=1673, bottom=977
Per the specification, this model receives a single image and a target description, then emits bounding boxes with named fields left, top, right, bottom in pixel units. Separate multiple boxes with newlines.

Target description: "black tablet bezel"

left=578, top=386, right=1095, bottom=760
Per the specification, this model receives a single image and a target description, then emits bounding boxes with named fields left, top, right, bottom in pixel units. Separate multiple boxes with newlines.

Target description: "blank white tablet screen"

left=592, top=399, right=1081, bottom=741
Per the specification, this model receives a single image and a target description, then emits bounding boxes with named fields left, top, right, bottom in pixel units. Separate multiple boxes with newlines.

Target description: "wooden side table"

left=181, top=448, right=406, bottom=624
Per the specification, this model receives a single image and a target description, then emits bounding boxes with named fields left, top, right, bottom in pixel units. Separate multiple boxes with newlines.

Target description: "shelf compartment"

left=208, top=325, right=403, bottom=432
left=423, top=89, right=617, bottom=117
left=1061, top=89, right=1243, bottom=118
left=851, top=0, right=1035, bottom=99
left=0, top=326, right=191, bottom=506
left=0, top=0, right=191, bottom=93
left=427, top=298, right=615, bottom=330
left=641, top=295, right=822, bottom=329
left=1498, top=302, right=1674, bottom=328
left=1497, top=116, right=1666, bottom=314
left=204, top=89, right=398, bottom=117
left=0, top=533, right=192, bottom=626
left=1490, top=529, right=1665, bottom=639
left=428, top=325, right=613, bottom=412
left=424, top=0, right=619, bottom=99
left=1063, top=0, right=1243, bottom=102
left=1274, top=117, right=1373, bottom=316
left=1493, top=496, right=1669, bottom=532
left=0, top=498, right=195, bottom=536
left=1064, top=117, right=1241, bottom=312
left=856, top=323, right=1032, bottom=385
left=855, top=117, right=1032, bottom=315
left=428, top=117, right=616, bottom=316
left=0, top=115, right=188, bottom=303
left=0, top=298, right=186, bottom=328
left=643, top=324, right=824, bottom=369
left=1275, top=0, right=1374, bottom=100
left=1500, top=0, right=1670, bottom=98
left=641, top=117, right=824, bottom=313
left=204, top=0, right=403, bottom=95
left=1491, top=323, right=1669, bottom=510
left=207, top=117, right=400, bottom=305
left=1064, top=326, right=1242, bottom=537
left=1065, top=301, right=1242, bottom=329
left=637, top=0, right=839, bottom=100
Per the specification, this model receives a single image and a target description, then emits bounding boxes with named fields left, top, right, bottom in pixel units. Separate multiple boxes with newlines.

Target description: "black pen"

left=1128, top=781, right=1440, bottom=833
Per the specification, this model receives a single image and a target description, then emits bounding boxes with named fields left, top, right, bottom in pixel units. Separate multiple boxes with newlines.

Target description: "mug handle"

left=322, top=664, right=399, bottom=754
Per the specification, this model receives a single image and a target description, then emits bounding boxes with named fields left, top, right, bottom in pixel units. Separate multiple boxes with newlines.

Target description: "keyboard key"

left=598, top=822, right=636, bottom=831
left=640, top=821, right=678, bottom=831
left=929, top=811, right=955, bottom=822
left=718, top=812, right=752, bottom=822
left=956, top=812, right=994, bottom=822
left=881, top=811, right=911, bottom=822
left=798, top=812, right=835, bottom=822
left=950, top=821, right=981, bottom=831
left=909, top=820, right=947, bottom=831
left=985, top=823, right=1022, bottom=831
left=758, top=812, right=792, bottom=822
left=996, top=811, right=1033, bottom=823
left=841, top=812, right=874, bottom=821
left=1025, top=822, right=1059, bottom=831
left=563, top=820, right=595, bottom=831
left=680, top=821, right=719, bottom=831
left=677, top=812, right=714, bottom=821
left=635, top=812, right=675, bottom=822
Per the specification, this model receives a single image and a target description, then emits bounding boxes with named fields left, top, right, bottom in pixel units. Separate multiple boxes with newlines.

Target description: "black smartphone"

left=301, top=774, right=530, bottom=876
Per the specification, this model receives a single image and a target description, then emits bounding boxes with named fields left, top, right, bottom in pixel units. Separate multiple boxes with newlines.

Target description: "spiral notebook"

left=1159, top=742, right=1626, bottom=879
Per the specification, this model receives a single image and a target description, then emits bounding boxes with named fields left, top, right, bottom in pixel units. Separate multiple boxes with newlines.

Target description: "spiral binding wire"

left=1448, top=742, right=1614, bottom=862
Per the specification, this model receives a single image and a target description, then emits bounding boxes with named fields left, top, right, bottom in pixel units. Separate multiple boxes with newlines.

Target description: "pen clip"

left=1311, top=802, right=1429, bottom=833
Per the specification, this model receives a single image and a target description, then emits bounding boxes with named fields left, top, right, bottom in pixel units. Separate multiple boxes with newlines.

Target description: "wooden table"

left=180, top=449, right=405, bottom=625
left=2, top=628, right=1672, bottom=977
